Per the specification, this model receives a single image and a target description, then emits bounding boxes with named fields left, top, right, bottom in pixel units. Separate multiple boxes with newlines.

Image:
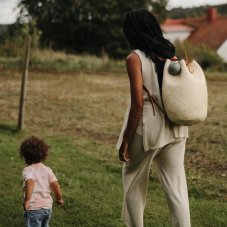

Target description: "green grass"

left=0, top=133, right=124, bottom=226
left=0, top=49, right=126, bottom=74
left=0, top=66, right=226, bottom=226
left=1, top=48, right=227, bottom=78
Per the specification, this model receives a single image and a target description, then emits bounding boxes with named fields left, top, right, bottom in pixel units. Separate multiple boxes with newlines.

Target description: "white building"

left=162, top=24, right=194, bottom=43
left=162, top=8, right=227, bottom=62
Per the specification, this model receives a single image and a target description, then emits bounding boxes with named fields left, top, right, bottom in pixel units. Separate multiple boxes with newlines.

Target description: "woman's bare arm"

left=119, top=52, right=143, bottom=162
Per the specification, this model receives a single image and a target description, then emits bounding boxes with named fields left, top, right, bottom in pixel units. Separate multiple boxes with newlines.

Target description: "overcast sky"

left=168, top=0, right=227, bottom=8
left=0, top=0, right=227, bottom=24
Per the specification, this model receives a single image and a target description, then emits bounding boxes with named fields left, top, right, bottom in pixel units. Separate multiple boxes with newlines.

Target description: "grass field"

left=0, top=66, right=227, bottom=226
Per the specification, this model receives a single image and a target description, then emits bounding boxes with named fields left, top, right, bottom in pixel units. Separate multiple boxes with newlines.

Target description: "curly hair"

left=20, top=136, right=50, bottom=165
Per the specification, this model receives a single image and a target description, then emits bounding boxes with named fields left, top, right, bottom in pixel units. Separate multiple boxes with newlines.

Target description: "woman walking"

left=117, top=9, right=191, bottom=227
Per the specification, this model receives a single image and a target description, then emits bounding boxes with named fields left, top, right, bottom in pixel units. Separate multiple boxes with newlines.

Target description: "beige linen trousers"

left=116, top=50, right=191, bottom=227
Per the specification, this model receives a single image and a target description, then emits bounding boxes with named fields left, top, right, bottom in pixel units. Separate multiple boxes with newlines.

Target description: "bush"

left=29, top=48, right=125, bottom=73
left=174, top=40, right=226, bottom=71
left=0, top=19, right=41, bottom=57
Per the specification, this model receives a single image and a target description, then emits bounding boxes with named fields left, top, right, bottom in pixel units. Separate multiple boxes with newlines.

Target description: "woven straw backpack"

left=162, top=59, right=208, bottom=125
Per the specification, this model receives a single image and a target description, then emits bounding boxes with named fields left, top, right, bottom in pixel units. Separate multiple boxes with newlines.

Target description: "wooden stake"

left=18, top=35, right=31, bottom=131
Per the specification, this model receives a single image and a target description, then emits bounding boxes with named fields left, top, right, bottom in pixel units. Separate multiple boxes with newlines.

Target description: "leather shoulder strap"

left=143, top=85, right=166, bottom=116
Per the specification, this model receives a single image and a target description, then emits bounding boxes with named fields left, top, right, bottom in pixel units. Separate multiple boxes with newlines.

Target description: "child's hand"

left=56, top=199, right=64, bottom=206
left=23, top=200, right=29, bottom=210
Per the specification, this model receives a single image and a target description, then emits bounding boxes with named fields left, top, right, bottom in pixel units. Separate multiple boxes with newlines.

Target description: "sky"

left=0, top=0, right=227, bottom=24
left=168, top=0, right=227, bottom=8
left=0, top=0, right=20, bottom=24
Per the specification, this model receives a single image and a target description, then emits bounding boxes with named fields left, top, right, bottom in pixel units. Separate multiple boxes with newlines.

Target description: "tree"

left=0, top=19, right=41, bottom=57
left=148, top=0, right=168, bottom=23
left=19, top=0, right=149, bottom=58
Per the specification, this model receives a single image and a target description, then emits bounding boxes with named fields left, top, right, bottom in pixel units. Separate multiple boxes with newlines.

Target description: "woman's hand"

left=119, top=141, right=130, bottom=163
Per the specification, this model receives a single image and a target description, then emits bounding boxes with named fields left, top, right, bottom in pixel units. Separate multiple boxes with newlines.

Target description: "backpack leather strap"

left=143, top=85, right=165, bottom=116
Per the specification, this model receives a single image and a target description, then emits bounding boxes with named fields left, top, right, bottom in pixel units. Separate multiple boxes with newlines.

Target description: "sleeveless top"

left=116, top=49, right=188, bottom=151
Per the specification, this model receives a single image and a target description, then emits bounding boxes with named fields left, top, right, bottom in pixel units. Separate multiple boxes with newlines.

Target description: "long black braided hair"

left=123, top=9, right=175, bottom=91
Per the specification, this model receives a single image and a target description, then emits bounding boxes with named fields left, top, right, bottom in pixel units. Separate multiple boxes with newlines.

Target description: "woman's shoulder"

left=130, top=49, right=149, bottom=63
left=125, top=52, right=142, bottom=71
left=126, top=51, right=142, bottom=64
left=127, top=51, right=138, bottom=59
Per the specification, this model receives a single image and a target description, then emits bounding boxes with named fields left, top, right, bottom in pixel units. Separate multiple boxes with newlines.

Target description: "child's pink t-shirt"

left=22, top=163, right=57, bottom=210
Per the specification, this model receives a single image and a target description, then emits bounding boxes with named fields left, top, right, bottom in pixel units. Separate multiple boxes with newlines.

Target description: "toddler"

left=20, top=136, right=64, bottom=227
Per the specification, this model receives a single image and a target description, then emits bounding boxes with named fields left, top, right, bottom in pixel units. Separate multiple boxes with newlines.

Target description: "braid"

left=123, top=9, right=175, bottom=91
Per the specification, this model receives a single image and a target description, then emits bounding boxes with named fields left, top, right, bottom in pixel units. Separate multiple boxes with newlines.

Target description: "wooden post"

left=18, top=35, right=31, bottom=131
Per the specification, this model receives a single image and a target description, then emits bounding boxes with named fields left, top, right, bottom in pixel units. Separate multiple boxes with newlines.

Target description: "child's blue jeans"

left=24, top=209, right=52, bottom=227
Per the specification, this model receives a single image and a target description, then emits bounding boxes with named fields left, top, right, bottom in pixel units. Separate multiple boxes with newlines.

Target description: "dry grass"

left=0, top=70, right=127, bottom=138
left=1, top=69, right=226, bottom=172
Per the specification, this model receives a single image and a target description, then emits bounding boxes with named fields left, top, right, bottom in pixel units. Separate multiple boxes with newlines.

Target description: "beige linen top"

left=116, top=50, right=188, bottom=151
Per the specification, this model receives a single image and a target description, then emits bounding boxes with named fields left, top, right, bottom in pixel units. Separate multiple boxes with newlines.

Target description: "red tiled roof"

left=188, top=17, right=227, bottom=50
left=163, top=18, right=187, bottom=25
left=163, top=18, right=205, bottom=28
left=163, top=14, right=227, bottom=50
left=183, top=18, right=206, bottom=29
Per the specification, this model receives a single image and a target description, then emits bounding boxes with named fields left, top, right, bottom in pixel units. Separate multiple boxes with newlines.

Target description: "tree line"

left=2, top=1, right=226, bottom=59
left=169, top=3, right=227, bottom=19
left=10, top=0, right=167, bottom=58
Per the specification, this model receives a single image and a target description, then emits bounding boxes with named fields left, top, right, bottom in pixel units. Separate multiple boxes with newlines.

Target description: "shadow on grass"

left=0, top=123, right=20, bottom=135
